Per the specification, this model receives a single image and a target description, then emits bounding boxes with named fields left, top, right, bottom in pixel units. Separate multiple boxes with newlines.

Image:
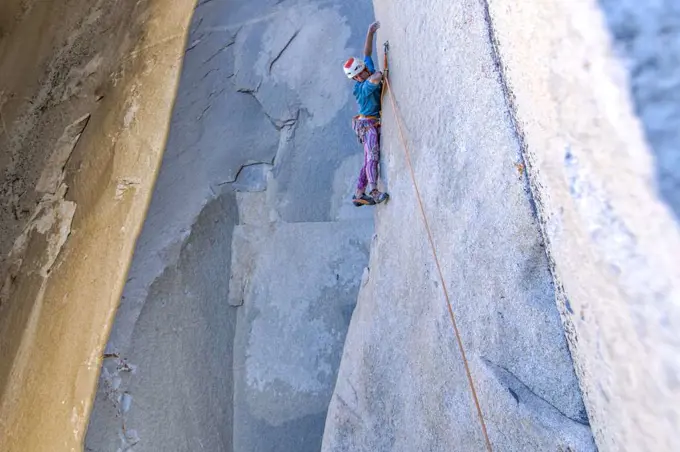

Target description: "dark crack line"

left=200, top=68, right=218, bottom=82
left=194, top=17, right=204, bottom=32
left=335, top=393, right=363, bottom=422
left=236, top=77, right=262, bottom=95
left=478, top=0, right=542, bottom=222
left=186, top=38, right=202, bottom=52
left=196, top=87, right=227, bottom=121
left=347, top=379, right=360, bottom=406
left=216, top=161, right=274, bottom=187
left=481, top=357, right=590, bottom=426
left=206, top=86, right=227, bottom=103
left=269, top=29, right=300, bottom=74
left=214, top=113, right=295, bottom=188
left=197, top=104, right=211, bottom=120
left=202, top=39, right=236, bottom=66
left=196, top=0, right=217, bottom=8
left=273, top=107, right=300, bottom=131
left=236, top=88, right=299, bottom=131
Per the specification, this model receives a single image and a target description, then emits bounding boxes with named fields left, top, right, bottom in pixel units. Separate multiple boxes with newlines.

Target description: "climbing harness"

left=352, top=115, right=380, bottom=146
left=380, top=41, right=494, bottom=452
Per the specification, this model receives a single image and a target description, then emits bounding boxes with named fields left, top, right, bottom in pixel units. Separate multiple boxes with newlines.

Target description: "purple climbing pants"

left=352, top=117, right=380, bottom=192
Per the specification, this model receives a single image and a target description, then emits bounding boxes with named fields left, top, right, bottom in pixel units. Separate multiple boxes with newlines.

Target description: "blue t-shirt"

left=353, top=56, right=382, bottom=117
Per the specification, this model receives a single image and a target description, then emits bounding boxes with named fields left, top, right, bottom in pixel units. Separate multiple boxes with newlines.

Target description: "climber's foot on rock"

left=370, top=190, right=389, bottom=204
left=353, top=193, right=376, bottom=207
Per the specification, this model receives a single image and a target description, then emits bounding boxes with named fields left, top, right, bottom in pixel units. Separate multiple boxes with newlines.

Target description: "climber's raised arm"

left=364, top=21, right=380, bottom=57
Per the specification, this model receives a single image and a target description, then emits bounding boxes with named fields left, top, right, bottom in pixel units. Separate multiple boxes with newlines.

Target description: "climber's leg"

left=364, top=123, right=388, bottom=204
left=353, top=158, right=375, bottom=206
left=356, top=158, right=368, bottom=195
left=352, top=118, right=387, bottom=206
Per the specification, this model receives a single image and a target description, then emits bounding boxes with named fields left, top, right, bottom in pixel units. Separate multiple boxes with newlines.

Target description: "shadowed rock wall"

left=85, top=1, right=376, bottom=451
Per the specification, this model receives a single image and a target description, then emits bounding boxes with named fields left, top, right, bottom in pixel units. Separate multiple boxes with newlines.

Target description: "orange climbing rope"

left=380, top=43, right=493, bottom=452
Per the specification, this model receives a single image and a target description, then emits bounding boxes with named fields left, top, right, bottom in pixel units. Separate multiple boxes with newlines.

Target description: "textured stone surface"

left=85, top=0, right=376, bottom=450
left=322, top=0, right=596, bottom=450
left=231, top=221, right=370, bottom=452
left=85, top=194, right=239, bottom=451
left=485, top=0, right=680, bottom=450
left=0, top=0, right=195, bottom=450
left=4, top=0, right=675, bottom=450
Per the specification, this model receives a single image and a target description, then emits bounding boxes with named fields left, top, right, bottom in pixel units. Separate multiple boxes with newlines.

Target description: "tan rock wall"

left=0, top=0, right=195, bottom=449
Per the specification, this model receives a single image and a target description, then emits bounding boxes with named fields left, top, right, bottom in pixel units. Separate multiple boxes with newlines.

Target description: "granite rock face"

left=485, top=0, right=680, bottom=449
left=85, top=0, right=376, bottom=451
left=322, top=0, right=596, bottom=450
left=4, top=0, right=672, bottom=449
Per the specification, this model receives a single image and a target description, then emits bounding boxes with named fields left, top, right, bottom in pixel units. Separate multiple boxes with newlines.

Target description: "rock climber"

left=344, top=21, right=389, bottom=207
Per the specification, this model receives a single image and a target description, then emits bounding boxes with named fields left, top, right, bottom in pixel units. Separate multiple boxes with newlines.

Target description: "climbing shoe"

left=352, top=194, right=376, bottom=207
left=370, top=190, right=389, bottom=204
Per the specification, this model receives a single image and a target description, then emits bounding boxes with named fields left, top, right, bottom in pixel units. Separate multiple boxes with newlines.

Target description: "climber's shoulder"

left=368, top=71, right=383, bottom=85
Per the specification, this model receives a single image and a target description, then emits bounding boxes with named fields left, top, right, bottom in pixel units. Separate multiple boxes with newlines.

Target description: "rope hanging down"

left=380, top=42, right=493, bottom=452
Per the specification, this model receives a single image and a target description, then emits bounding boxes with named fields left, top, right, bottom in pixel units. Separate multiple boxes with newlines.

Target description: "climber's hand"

left=365, top=22, right=380, bottom=56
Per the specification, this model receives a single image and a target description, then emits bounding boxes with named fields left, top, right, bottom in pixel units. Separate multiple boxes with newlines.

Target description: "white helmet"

left=343, top=57, right=366, bottom=79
